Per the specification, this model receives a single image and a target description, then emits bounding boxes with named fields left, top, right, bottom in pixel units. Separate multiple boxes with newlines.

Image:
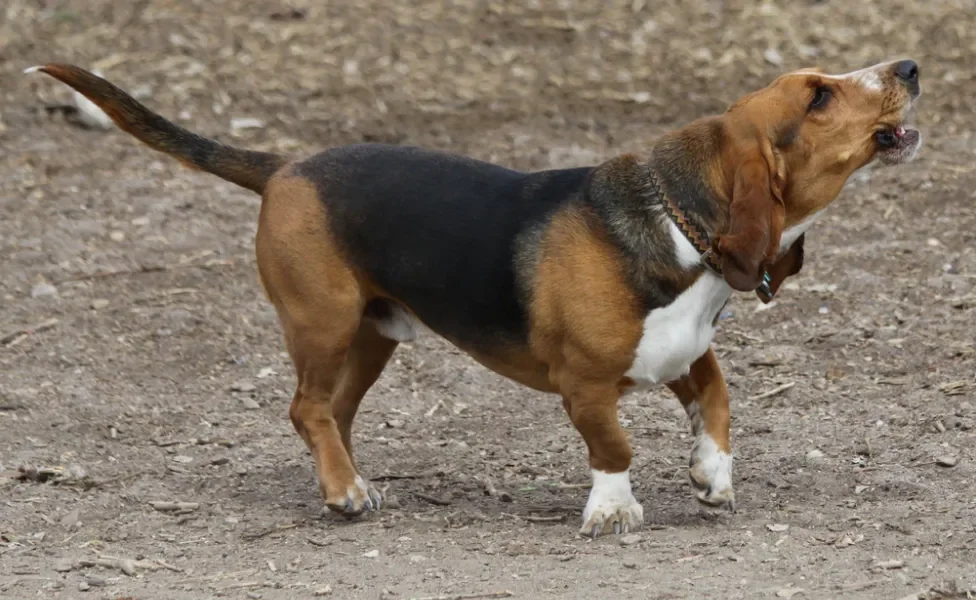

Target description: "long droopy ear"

left=716, top=156, right=786, bottom=291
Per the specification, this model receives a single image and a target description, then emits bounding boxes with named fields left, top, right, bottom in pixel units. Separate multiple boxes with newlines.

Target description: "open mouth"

left=876, top=121, right=922, bottom=165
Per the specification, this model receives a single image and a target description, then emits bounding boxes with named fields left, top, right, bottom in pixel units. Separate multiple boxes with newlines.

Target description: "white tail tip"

left=24, top=65, right=44, bottom=74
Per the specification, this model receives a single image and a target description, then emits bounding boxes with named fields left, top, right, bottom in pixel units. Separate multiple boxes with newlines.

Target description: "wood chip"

left=149, top=501, right=200, bottom=513
left=749, top=382, right=796, bottom=401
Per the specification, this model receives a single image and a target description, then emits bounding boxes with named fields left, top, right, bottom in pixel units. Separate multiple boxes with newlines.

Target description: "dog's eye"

left=808, top=86, right=831, bottom=111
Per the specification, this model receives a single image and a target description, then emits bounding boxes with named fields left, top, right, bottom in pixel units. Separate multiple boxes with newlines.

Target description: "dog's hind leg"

left=257, top=175, right=378, bottom=517
left=328, top=321, right=398, bottom=509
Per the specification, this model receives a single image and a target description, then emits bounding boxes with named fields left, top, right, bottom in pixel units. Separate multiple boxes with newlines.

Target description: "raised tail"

left=26, top=63, right=286, bottom=194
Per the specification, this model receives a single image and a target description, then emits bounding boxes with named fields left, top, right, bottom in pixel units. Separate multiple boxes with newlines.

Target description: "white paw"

left=688, top=434, right=735, bottom=510
left=580, top=470, right=644, bottom=538
left=324, top=474, right=382, bottom=517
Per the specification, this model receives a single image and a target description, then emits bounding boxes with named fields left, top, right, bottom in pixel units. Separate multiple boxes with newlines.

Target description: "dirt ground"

left=2, top=1, right=975, bottom=599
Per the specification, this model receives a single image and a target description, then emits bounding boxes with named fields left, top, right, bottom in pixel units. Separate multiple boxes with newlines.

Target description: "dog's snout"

left=893, top=60, right=919, bottom=85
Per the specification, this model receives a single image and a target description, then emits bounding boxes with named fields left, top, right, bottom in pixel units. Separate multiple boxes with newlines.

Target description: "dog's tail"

left=26, top=63, right=286, bottom=194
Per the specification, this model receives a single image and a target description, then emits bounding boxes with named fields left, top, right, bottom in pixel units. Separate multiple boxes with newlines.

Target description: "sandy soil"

left=1, top=1, right=975, bottom=599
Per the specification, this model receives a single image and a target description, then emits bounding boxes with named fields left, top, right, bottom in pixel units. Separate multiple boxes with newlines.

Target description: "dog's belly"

left=624, top=272, right=732, bottom=390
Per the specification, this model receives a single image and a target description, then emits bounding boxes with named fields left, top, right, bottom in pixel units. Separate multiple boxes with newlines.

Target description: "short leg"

left=255, top=175, right=382, bottom=518
left=329, top=322, right=399, bottom=511
left=667, top=347, right=735, bottom=510
left=562, top=382, right=643, bottom=538
left=288, top=318, right=381, bottom=517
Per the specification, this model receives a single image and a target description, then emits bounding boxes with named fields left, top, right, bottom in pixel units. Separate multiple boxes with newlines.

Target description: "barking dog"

left=27, top=58, right=921, bottom=537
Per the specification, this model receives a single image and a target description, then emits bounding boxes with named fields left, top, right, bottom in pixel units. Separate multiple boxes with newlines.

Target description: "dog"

left=26, top=58, right=921, bottom=537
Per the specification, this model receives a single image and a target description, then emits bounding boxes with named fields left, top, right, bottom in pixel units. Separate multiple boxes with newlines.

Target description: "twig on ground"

left=425, top=399, right=444, bottom=418
left=306, top=536, right=331, bottom=547
left=409, top=591, right=514, bottom=600
left=242, top=522, right=299, bottom=541
left=1, top=318, right=59, bottom=347
left=372, top=471, right=441, bottom=482
left=552, top=482, right=591, bottom=490
left=748, top=382, right=795, bottom=401
left=413, top=492, right=452, bottom=506
left=221, top=581, right=264, bottom=590
left=522, top=515, right=565, bottom=523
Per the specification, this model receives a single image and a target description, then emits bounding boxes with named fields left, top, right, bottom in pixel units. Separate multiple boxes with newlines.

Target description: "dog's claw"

left=324, top=475, right=381, bottom=518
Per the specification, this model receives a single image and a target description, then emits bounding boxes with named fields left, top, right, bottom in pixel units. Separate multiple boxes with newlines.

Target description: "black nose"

left=893, top=60, right=919, bottom=84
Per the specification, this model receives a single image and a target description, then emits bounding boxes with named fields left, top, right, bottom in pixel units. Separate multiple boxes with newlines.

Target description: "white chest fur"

left=624, top=212, right=823, bottom=389
left=624, top=269, right=732, bottom=388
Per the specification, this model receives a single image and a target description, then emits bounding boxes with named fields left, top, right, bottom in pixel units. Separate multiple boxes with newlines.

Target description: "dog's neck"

left=648, top=117, right=730, bottom=244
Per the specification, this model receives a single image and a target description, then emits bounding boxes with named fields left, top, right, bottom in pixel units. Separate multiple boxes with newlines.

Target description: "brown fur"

left=29, top=59, right=921, bottom=533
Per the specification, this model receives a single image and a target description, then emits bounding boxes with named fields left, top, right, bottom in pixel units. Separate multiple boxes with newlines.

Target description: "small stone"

left=408, top=554, right=426, bottom=563
left=119, top=558, right=136, bottom=576
left=363, top=549, right=379, bottom=558
left=173, top=455, right=193, bottom=464
left=53, top=559, right=73, bottom=572
left=90, top=299, right=110, bottom=310
left=934, top=420, right=947, bottom=433
left=225, top=516, right=239, bottom=524
left=763, top=47, right=784, bottom=66
left=854, top=485, right=868, bottom=495
left=241, top=397, right=261, bottom=410
left=131, top=216, right=151, bottom=226
left=385, top=419, right=403, bottom=429
left=871, top=559, right=904, bottom=570
left=109, top=231, right=125, bottom=242
left=59, top=509, right=80, bottom=530
left=31, top=283, right=58, bottom=298
left=313, top=586, right=333, bottom=596
left=257, top=367, right=276, bottom=378
left=246, top=592, right=262, bottom=600
left=384, top=494, right=401, bottom=509
left=619, top=534, right=642, bottom=546
left=623, top=559, right=638, bottom=569
left=86, top=576, right=106, bottom=587
left=766, top=523, right=789, bottom=533
left=935, top=455, right=958, bottom=468
left=231, top=381, right=256, bottom=393
left=231, top=117, right=266, bottom=130
left=776, top=587, right=804, bottom=599
left=805, top=449, right=825, bottom=462
left=78, top=581, right=90, bottom=592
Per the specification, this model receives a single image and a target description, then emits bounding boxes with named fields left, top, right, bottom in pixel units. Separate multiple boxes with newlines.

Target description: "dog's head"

left=712, top=59, right=922, bottom=292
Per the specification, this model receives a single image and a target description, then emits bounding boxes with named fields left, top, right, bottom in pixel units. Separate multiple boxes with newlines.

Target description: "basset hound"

left=27, top=58, right=922, bottom=537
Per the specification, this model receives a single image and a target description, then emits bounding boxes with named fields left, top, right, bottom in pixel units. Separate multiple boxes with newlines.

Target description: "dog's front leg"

left=667, top=347, right=735, bottom=510
left=561, top=381, right=643, bottom=538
